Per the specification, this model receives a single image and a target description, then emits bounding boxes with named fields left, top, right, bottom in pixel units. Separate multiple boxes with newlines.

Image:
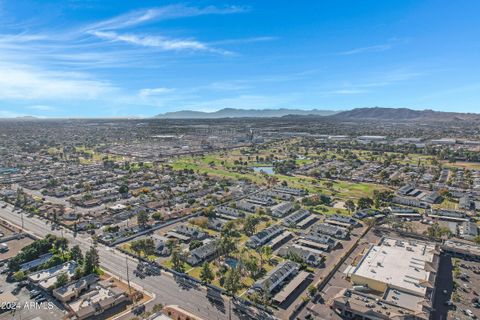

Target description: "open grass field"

left=171, top=150, right=390, bottom=201
left=120, top=243, right=157, bottom=262
left=441, top=161, right=480, bottom=170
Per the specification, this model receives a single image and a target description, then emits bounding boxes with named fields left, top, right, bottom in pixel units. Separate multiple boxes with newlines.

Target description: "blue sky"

left=0, top=0, right=479, bottom=117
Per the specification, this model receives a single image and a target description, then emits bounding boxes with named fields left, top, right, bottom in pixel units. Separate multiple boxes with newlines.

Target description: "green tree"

left=84, top=246, right=100, bottom=275
left=224, top=267, right=241, bottom=296
left=70, top=245, right=83, bottom=263
left=308, top=284, right=317, bottom=297
left=357, top=197, right=373, bottom=209
left=143, top=238, right=155, bottom=256
left=244, top=256, right=260, bottom=279
left=13, top=271, right=25, bottom=282
left=243, top=215, right=259, bottom=236
left=53, top=237, right=69, bottom=255
left=260, top=245, right=272, bottom=267
left=152, top=212, right=163, bottom=221
left=55, top=273, right=69, bottom=288
left=474, top=235, right=480, bottom=245
left=137, top=210, right=149, bottom=227
left=189, top=240, right=203, bottom=251
left=344, top=200, right=356, bottom=213
left=119, top=185, right=129, bottom=194
left=261, top=280, right=270, bottom=308
left=200, top=262, right=214, bottom=284
left=171, top=249, right=185, bottom=273
left=130, top=240, right=144, bottom=258
left=73, top=266, right=83, bottom=280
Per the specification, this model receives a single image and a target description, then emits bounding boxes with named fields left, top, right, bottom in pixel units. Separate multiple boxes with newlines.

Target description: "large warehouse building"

left=335, top=237, right=439, bottom=319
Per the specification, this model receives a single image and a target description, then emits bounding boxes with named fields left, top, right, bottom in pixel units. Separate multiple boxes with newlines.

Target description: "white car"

left=464, top=309, right=476, bottom=318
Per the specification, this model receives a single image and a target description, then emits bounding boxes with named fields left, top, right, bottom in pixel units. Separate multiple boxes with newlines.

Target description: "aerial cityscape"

left=1, top=1, right=480, bottom=320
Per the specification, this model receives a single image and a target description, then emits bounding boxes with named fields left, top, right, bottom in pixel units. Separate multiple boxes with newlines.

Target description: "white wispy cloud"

left=0, top=110, right=26, bottom=118
left=180, top=94, right=294, bottom=111
left=87, top=4, right=248, bottom=31
left=339, top=38, right=409, bottom=56
left=419, top=82, right=480, bottom=101
left=139, top=87, right=174, bottom=98
left=0, top=62, right=117, bottom=100
left=211, top=36, right=278, bottom=45
left=320, top=89, right=368, bottom=95
left=26, top=105, right=56, bottom=111
left=340, top=43, right=393, bottom=55
left=89, top=30, right=230, bottom=54
left=317, top=68, right=422, bottom=96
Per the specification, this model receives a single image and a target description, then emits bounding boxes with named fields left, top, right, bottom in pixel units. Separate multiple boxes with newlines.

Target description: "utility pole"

left=21, top=211, right=24, bottom=232
left=125, top=255, right=134, bottom=305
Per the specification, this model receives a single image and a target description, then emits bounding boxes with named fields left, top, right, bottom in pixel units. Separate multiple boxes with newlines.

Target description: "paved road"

left=0, top=203, right=243, bottom=320
left=431, top=255, right=453, bottom=320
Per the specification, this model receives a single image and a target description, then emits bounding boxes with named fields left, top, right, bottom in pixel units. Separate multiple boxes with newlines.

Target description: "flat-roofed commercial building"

left=341, top=237, right=439, bottom=319
left=333, top=288, right=430, bottom=320
left=442, top=239, right=480, bottom=260
left=427, top=209, right=469, bottom=222
left=350, top=238, right=438, bottom=296
left=67, top=280, right=129, bottom=320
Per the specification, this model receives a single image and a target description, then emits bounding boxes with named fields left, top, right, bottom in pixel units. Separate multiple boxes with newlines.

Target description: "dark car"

left=133, top=305, right=145, bottom=315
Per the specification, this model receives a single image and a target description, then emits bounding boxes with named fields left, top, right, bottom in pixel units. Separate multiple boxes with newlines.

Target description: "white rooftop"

left=352, top=237, right=437, bottom=296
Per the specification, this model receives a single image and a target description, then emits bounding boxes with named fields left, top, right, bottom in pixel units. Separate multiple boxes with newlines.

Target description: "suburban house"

left=215, top=206, right=245, bottom=220
left=246, top=224, right=284, bottom=248
left=388, top=207, right=422, bottom=220
left=278, top=245, right=324, bottom=267
left=310, top=223, right=349, bottom=240
left=166, top=225, right=208, bottom=242
left=282, top=209, right=317, bottom=228
left=391, top=196, right=429, bottom=208
left=427, top=209, right=470, bottom=222
left=252, top=261, right=300, bottom=293
left=300, top=233, right=339, bottom=252
left=273, top=187, right=306, bottom=197
left=186, top=240, right=219, bottom=266
left=324, top=214, right=359, bottom=228
left=246, top=194, right=276, bottom=206
left=271, top=202, right=294, bottom=218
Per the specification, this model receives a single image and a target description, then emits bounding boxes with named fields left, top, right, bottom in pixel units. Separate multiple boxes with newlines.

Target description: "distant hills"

left=154, top=108, right=339, bottom=119
left=3, top=107, right=479, bottom=121
left=154, top=107, right=480, bottom=121
left=331, top=107, right=480, bottom=121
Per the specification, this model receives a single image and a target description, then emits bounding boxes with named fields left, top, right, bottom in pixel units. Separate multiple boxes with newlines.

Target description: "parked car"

left=29, top=290, right=41, bottom=298
left=464, top=309, right=476, bottom=318
left=36, top=296, right=47, bottom=303
left=445, top=300, right=456, bottom=308
left=133, top=305, right=145, bottom=315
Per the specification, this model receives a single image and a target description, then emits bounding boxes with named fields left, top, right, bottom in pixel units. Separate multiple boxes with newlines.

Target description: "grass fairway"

left=171, top=150, right=389, bottom=202
left=442, top=161, right=480, bottom=170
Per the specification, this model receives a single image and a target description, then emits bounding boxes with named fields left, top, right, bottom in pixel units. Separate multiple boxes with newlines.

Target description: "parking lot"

left=296, top=227, right=382, bottom=320
left=0, top=274, right=65, bottom=320
left=437, top=256, right=480, bottom=320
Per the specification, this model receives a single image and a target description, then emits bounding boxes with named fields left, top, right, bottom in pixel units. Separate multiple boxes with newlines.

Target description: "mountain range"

left=154, top=107, right=480, bottom=121
left=331, top=107, right=480, bottom=121
left=154, top=108, right=339, bottom=119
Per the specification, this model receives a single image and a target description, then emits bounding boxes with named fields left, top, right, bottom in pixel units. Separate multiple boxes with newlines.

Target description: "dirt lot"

left=0, top=224, right=14, bottom=237
left=0, top=236, right=34, bottom=262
